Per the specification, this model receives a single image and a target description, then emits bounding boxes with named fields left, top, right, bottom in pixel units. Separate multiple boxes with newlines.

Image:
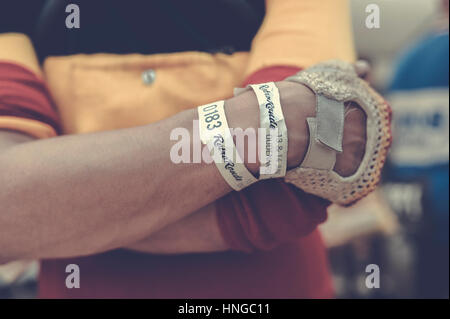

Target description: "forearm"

left=127, top=203, right=228, bottom=254
left=0, top=100, right=248, bottom=261
left=0, top=83, right=314, bottom=262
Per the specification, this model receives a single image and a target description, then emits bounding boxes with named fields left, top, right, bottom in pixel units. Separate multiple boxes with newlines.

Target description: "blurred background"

left=0, top=0, right=448, bottom=299
left=323, top=0, right=449, bottom=299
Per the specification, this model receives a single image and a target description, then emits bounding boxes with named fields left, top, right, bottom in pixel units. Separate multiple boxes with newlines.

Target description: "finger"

left=354, top=60, right=371, bottom=78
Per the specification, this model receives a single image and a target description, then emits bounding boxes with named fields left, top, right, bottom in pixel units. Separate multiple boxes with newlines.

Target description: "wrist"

left=224, top=92, right=260, bottom=176
left=224, top=81, right=317, bottom=177
left=276, top=81, right=316, bottom=169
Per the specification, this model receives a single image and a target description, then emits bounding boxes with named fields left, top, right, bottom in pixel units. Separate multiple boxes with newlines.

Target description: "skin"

left=0, top=33, right=367, bottom=261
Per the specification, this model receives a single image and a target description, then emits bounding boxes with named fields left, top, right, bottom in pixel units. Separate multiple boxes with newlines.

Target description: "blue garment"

left=388, top=31, right=449, bottom=244
left=390, top=32, right=449, bottom=90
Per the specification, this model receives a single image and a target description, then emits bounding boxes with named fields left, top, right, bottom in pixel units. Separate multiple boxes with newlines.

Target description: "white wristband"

left=250, top=82, right=288, bottom=179
left=198, top=100, right=258, bottom=191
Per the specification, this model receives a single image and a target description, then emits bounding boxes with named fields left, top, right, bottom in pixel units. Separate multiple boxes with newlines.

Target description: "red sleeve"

left=0, top=62, right=61, bottom=133
left=216, top=66, right=330, bottom=253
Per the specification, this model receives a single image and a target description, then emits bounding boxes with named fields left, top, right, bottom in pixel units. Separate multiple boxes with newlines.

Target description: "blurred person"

left=386, top=0, right=449, bottom=298
left=0, top=0, right=381, bottom=298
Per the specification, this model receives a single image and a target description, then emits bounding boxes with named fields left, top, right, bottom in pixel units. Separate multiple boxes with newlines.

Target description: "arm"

left=0, top=107, right=233, bottom=261
left=126, top=67, right=321, bottom=255
left=127, top=63, right=369, bottom=255
left=0, top=80, right=316, bottom=259
left=127, top=203, right=228, bottom=254
left=0, top=34, right=318, bottom=262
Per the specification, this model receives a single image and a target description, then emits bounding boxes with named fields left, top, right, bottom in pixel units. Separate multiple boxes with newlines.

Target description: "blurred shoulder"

left=0, top=33, right=42, bottom=76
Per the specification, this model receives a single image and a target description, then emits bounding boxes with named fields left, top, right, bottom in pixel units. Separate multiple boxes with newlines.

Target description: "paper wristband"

left=198, top=100, right=258, bottom=191
left=250, top=82, right=288, bottom=179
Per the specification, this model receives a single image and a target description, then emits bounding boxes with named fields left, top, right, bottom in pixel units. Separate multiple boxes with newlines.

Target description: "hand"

left=277, top=60, right=371, bottom=177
